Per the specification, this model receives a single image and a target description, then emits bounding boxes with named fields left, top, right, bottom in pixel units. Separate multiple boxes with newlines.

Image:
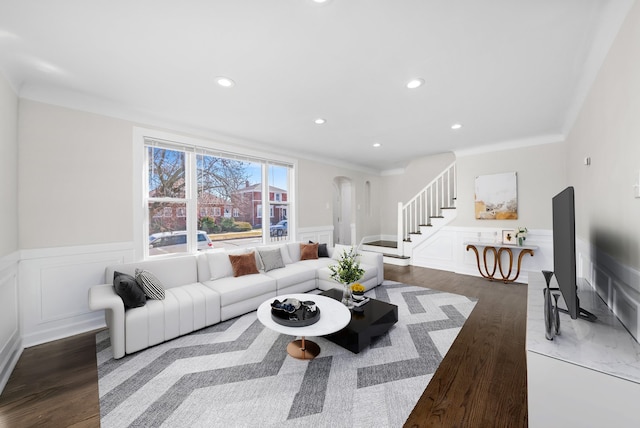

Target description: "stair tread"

left=364, top=240, right=397, bottom=249
left=383, top=253, right=410, bottom=260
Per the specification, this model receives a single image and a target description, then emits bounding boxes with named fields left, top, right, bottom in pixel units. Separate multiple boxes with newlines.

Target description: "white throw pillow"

left=332, top=244, right=354, bottom=260
left=207, top=248, right=248, bottom=280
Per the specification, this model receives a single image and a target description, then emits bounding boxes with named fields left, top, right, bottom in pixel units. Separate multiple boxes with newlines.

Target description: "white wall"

left=0, top=73, right=21, bottom=394
left=297, top=158, right=382, bottom=243
left=564, top=1, right=640, bottom=339
left=18, top=100, right=134, bottom=249
left=451, top=141, right=568, bottom=230
left=0, top=74, right=19, bottom=256
left=566, top=0, right=640, bottom=272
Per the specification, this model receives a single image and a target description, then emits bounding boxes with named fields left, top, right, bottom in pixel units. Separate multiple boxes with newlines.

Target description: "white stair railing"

left=397, top=162, right=456, bottom=253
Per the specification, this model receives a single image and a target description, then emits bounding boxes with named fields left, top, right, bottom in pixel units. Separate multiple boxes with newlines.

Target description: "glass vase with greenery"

left=329, top=247, right=365, bottom=307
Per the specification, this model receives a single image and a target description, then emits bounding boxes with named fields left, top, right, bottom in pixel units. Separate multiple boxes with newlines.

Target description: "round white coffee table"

left=257, top=293, right=351, bottom=360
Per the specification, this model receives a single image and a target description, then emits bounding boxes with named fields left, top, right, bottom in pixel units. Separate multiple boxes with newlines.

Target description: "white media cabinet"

left=527, top=272, right=640, bottom=427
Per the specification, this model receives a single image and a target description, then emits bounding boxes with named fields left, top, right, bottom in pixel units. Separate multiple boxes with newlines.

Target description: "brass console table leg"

left=467, top=245, right=496, bottom=280
left=467, top=244, right=535, bottom=284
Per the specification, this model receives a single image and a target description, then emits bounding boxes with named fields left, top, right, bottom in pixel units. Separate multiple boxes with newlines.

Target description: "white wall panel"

left=298, top=226, right=334, bottom=247
left=411, top=227, right=553, bottom=284
left=19, top=243, right=134, bottom=347
left=0, top=253, right=21, bottom=394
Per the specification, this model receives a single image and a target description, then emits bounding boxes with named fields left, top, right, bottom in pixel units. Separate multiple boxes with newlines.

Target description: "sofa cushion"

left=287, top=242, right=301, bottom=262
left=263, top=263, right=317, bottom=290
left=207, top=248, right=248, bottom=280
left=135, top=269, right=166, bottom=300
left=332, top=244, right=355, bottom=260
left=113, top=271, right=146, bottom=308
left=229, top=252, right=260, bottom=277
left=257, top=248, right=285, bottom=272
left=296, top=258, right=335, bottom=269
left=202, top=274, right=277, bottom=307
left=300, top=242, right=319, bottom=260
left=105, top=255, right=198, bottom=289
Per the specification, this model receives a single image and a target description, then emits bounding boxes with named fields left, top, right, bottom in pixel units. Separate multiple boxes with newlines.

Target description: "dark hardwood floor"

left=0, top=265, right=528, bottom=427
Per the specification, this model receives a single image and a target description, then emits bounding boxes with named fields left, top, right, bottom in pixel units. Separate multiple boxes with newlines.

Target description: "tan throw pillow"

left=229, top=252, right=260, bottom=277
left=300, top=242, right=319, bottom=260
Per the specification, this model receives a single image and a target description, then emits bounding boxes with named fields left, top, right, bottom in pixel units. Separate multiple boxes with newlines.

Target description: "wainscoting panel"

left=298, top=225, right=334, bottom=247
left=579, top=239, right=640, bottom=343
left=19, top=243, right=135, bottom=347
left=0, top=252, right=21, bottom=395
left=411, top=227, right=553, bottom=284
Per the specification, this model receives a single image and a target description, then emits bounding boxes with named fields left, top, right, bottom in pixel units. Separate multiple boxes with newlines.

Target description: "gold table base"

left=286, top=337, right=321, bottom=360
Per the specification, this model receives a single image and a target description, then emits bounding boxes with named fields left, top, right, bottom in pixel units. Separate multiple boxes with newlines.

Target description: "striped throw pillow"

left=135, top=269, right=165, bottom=300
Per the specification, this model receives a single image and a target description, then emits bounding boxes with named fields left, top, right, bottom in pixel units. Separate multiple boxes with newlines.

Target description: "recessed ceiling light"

left=215, top=76, right=235, bottom=88
left=406, top=78, right=424, bottom=89
left=373, top=143, right=381, bottom=148
left=312, top=0, right=330, bottom=4
left=314, top=118, right=326, bottom=125
left=451, top=123, right=463, bottom=130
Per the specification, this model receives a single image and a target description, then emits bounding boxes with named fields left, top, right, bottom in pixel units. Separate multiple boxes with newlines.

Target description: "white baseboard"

left=0, top=334, right=22, bottom=396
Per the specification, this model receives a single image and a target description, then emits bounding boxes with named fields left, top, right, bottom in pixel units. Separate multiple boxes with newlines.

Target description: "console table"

left=464, top=241, right=536, bottom=283
left=527, top=273, right=640, bottom=427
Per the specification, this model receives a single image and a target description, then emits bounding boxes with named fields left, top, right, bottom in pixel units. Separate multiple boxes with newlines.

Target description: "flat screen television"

left=552, top=186, right=596, bottom=322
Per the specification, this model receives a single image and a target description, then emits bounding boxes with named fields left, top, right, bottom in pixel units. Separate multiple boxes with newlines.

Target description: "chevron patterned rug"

left=96, top=281, right=476, bottom=428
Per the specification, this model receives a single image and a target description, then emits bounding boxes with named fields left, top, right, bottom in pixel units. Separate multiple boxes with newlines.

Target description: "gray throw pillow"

left=258, top=248, right=285, bottom=272
left=135, top=268, right=166, bottom=300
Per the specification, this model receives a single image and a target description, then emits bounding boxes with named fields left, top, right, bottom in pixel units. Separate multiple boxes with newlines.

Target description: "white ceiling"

left=0, top=0, right=633, bottom=172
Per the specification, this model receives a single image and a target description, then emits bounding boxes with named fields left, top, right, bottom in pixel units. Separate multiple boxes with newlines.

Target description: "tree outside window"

left=145, top=140, right=293, bottom=256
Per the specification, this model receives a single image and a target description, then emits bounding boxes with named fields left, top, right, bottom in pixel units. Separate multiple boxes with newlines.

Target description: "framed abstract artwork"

left=474, top=172, right=518, bottom=220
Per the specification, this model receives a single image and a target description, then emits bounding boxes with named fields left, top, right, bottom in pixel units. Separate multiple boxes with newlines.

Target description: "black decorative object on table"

left=541, top=270, right=561, bottom=340
left=271, top=298, right=320, bottom=327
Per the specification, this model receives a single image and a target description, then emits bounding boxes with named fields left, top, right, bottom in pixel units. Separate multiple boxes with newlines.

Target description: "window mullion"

left=186, top=151, right=198, bottom=253
left=261, top=164, right=269, bottom=242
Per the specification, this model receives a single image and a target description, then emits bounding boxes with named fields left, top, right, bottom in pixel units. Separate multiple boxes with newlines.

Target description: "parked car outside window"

left=149, top=230, right=213, bottom=255
left=269, top=220, right=288, bottom=237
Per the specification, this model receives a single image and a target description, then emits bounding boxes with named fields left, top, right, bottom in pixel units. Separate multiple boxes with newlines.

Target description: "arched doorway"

left=333, top=176, right=353, bottom=245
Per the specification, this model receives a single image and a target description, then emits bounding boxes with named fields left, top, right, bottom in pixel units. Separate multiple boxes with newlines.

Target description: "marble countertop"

left=527, top=272, right=640, bottom=384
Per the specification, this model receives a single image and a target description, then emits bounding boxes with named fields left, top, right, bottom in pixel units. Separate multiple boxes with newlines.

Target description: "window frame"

left=134, top=128, right=296, bottom=260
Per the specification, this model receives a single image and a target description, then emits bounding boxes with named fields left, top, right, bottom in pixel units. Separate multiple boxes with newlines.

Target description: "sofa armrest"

left=358, top=251, right=384, bottom=285
left=89, top=284, right=126, bottom=359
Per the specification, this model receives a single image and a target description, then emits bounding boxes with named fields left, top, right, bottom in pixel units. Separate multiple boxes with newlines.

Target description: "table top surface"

left=464, top=241, right=538, bottom=250
left=320, top=288, right=398, bottom=333
left=257, top=293, right=351, bottom=337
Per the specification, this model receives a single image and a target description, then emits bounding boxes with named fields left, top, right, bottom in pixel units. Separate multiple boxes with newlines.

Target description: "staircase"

left=362, top=162, right=457, bottom=265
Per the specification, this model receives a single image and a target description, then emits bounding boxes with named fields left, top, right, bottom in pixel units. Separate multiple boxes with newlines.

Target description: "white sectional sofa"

left=89, top=242, right=383, bottom=359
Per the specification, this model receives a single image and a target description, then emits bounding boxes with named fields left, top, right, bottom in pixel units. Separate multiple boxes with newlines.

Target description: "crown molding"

left=454, top=134, right=565, bottom=158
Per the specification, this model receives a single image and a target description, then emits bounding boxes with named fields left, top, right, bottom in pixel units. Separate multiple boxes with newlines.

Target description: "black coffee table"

left=321, top=288, right=398, bottom=353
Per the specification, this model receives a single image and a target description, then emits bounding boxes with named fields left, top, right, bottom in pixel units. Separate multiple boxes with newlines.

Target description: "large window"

left=143, top=137, right=293, bottom=257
